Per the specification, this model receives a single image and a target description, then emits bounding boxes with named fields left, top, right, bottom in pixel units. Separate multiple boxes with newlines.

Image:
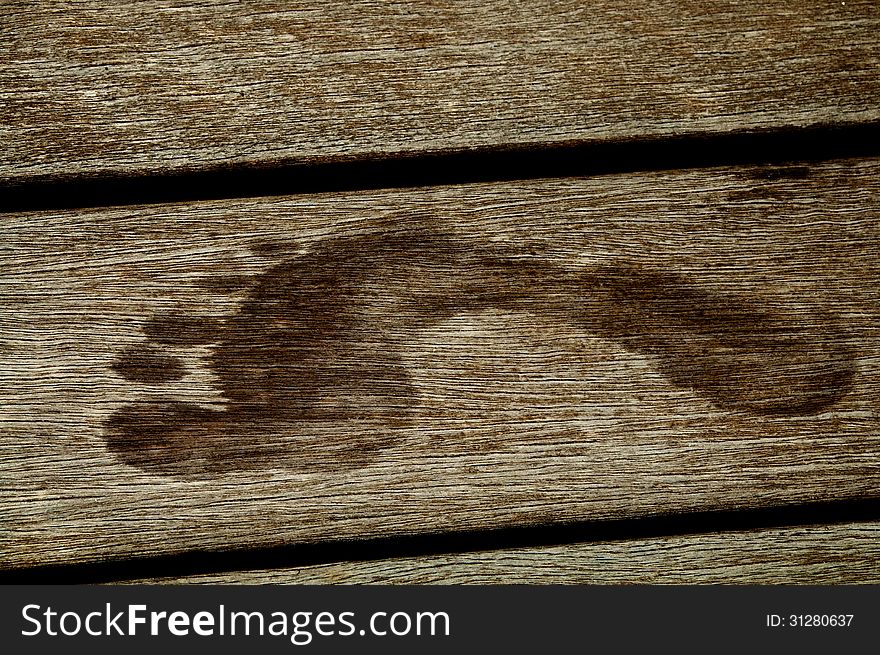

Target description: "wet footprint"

left=106, top=230, right=857, bottom=477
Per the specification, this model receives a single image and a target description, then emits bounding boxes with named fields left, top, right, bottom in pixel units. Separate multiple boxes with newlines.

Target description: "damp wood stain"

left=106, top=230, right=857, bottom=477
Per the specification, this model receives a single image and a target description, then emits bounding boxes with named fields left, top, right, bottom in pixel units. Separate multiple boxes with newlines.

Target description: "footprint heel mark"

left=571, top=266, right=857, bottom=416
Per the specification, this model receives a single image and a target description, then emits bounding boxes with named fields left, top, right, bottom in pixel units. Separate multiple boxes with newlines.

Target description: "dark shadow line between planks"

left=3, top=496, right=880, bottom=584
left=2, top=121, right=880, bottom=213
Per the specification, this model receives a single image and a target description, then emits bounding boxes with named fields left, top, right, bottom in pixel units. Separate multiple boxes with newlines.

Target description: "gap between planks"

left=130, top=521, right=880, bottom=585
left=5, top=498, right=880, bottom=584
left=2, top=122, right=880, bottom=213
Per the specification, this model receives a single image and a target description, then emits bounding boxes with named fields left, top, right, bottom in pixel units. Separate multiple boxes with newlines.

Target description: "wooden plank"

left=133, top=521, right=880, bottom=584
left=2, top=158, right=880, bottom=570
left=1, top=0, right=879, bottom=182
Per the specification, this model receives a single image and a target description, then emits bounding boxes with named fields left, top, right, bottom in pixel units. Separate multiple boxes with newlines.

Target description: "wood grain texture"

left=1, top=0, right=879, bottom=181
left=2, top=159, right=879, bottom=570
left=134, top=522, right=880, bottom=584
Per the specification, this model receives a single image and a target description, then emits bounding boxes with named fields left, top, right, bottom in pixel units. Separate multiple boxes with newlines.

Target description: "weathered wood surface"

left=2, top=159, right=879, bottom=571
left=1, top=0, right=879, bottom=182
left=136, top=522, right=880, bottom=585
